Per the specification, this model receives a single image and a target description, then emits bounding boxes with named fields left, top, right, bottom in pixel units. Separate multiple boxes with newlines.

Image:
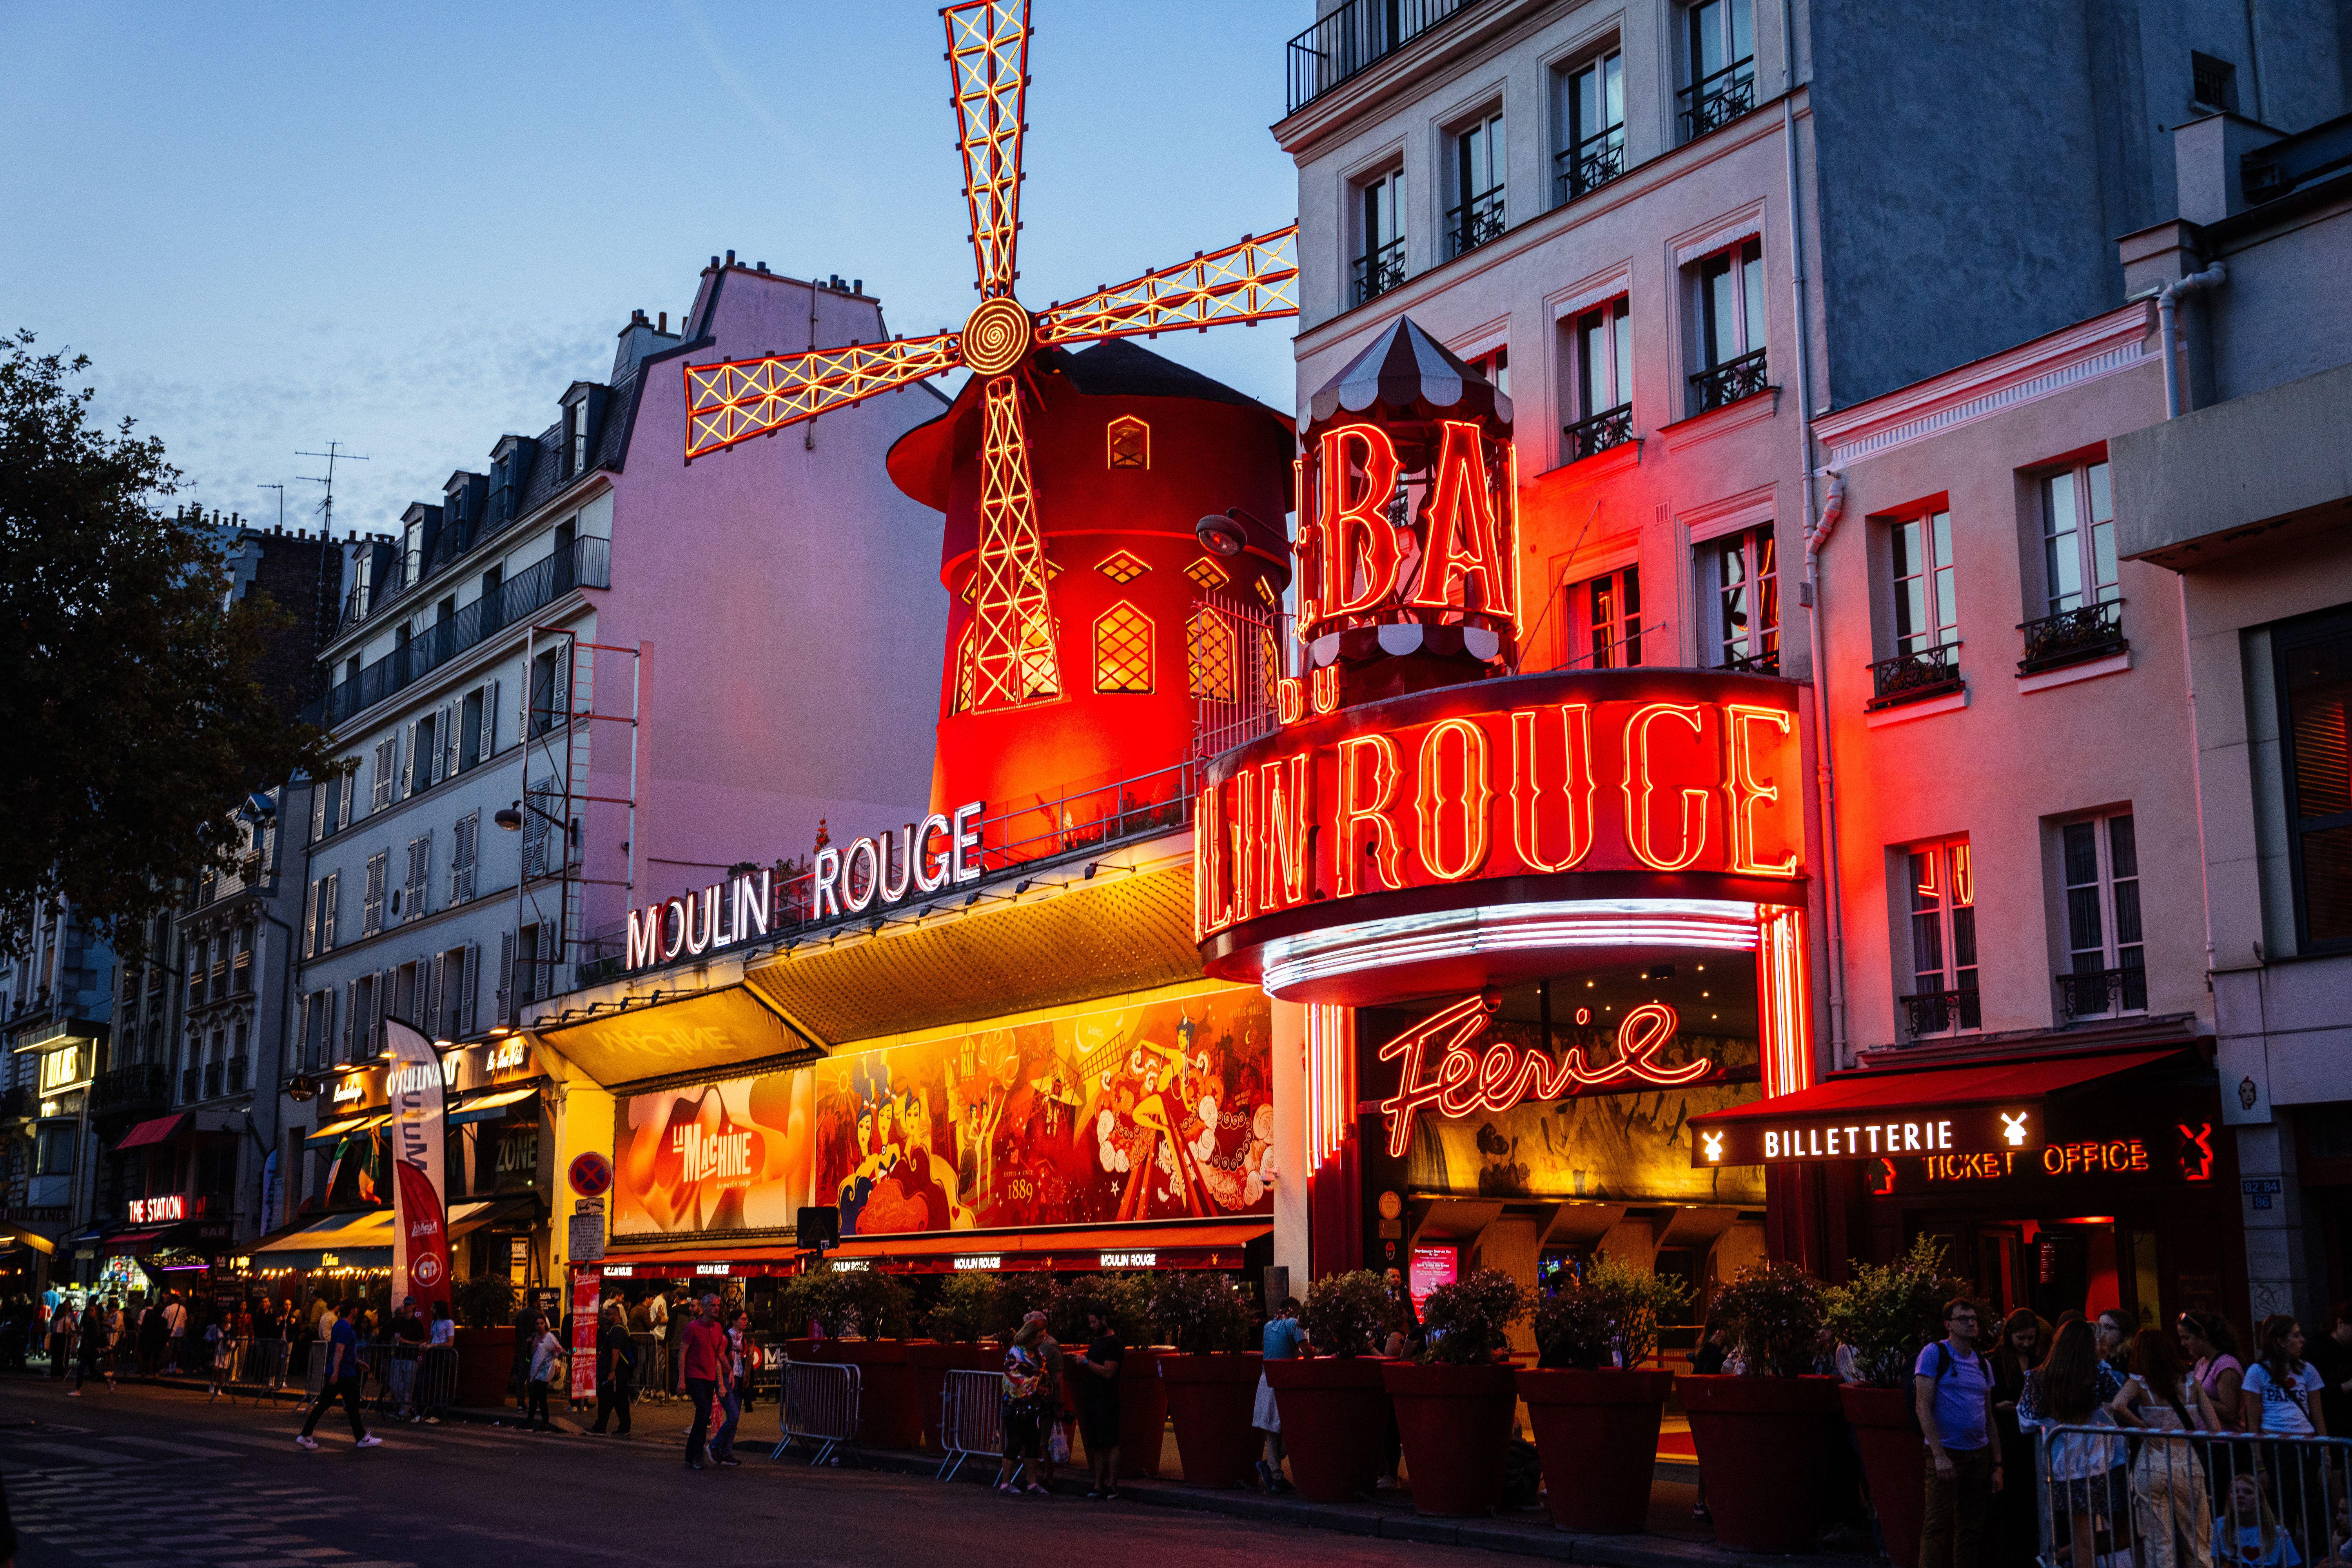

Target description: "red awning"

left=115, top=1114, right=190, bottom=1151
left=597, top=1220, right=1270, bottom=1277
left=100, top=1229, right=172, bottom=1256
left=1686, top=1047, right=2185, bottom=1126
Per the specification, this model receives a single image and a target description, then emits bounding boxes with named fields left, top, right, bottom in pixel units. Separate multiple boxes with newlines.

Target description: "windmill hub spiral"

left=961, top=296, right=1034, bottom=377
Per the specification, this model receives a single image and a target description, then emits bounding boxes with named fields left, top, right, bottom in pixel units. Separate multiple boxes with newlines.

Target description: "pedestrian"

left=1035, top=1316, right=1072, bottom=1490
left=2305, top=1304, right=2352, bottom=1441
left=162, top=1292, right=187, bottom=1373
left=2218, top=1470, right=2301, bottom=1568
left=2112, top=1325, right=2220, bottom=1568
left=70, top=1298, right=108, bottom=1395
left=47, top=1298, right=74, bottom=1380
left=996, top=1314, right=1051, bottom=1497
left=1915, top=1297, right=2001, bottom=1568
left=679, top=1292, right=729, bottom=1471
left=1071, top=1301, right=1125, bottom=1500
left=2185, top=1311, right=2250, bottom=1432
left=105, top=1297, right=125, bottom=1381
left=138, top=1294, right=168, bottom=1376
left=204, top=1313, right=231, bottom=1399
left=2031, top=1320, right=2125, bottom=1568
left=644, top=1287, right=670, bottom=1402
left=1255, top=1296, right=1304, bottom=1495
left=2096, top=1308, right=2134, bottom=1383
left=387, top=1297, right=425, bottom=1421
left=709, top=1308, right=749, bottom=1467
left=421, top=1299, right=456, bottom=1423
left=295, top=1297, right=381, bottom=1451
left=524, top=1312, right=564, bottom=1432
left=2244, top=1313, right=2330, bottom=1558
left=1686, top=1312, right=1730, bottom=1520
left=1988, top=1309, right=2051, bottom=1568
left=590, top=1300, right=634, bottom=1437
left=672, top=1291, right=697, bottom=1399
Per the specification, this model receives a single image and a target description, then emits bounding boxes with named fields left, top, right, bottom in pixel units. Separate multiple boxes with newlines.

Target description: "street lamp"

left=494, top=799, right=567, bottom=834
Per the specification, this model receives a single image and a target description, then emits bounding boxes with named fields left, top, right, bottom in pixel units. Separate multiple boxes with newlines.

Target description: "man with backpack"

left=1915, top=1298, right=2001, bottom=1568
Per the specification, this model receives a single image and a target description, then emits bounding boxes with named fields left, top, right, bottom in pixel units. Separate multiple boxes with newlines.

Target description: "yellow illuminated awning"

left=254, top=1209, right=396, bottom=1255
left=306, top=1112, right=389, bottom=1145
left=536, top=985, right=820, bottom=1087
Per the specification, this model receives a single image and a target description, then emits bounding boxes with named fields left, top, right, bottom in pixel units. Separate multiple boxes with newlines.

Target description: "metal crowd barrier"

left=2034, top=1423, right=2352, bottom=1568
left=748, top=1343, right=785, bottom=1408
left=772, top=1359, right=861, bottom=1467
left=293, top=1341, right=457, bottom=1420
left=628, top=1332, right=673, bottom=1403
left=208, top=1339, right=290, bottom=1403
left=936, top=1368, right=1004, bottom=1483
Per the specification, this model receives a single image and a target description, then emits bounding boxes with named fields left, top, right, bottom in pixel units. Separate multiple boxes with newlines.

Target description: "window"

left=529, top=647, right=563, bottom=736
left=1906, top=838, right=1980, bottom=1034
left=1565, top=298, right=1633, bottom=460
left=2042, top=461, right=2118, bottom=617
left=1557, top=49, right=1625, bottom=201
left=949, top=628, right=976, bottom=716
left=1183, top=557, right=1231, bottom=591
left=450, top=811, right=480, bottom=904
left=1097, top=550, right=1149, bottom=583
left=2277, top=611, right=2352, bottom=951
left=371, top=734, right=398, bottom=812
left=1187, top=608, right=1236, bottom=700
left=564, top=401, right=588, bottom=478
left=2190, top=51, right=2238, bottom=112
left=403, top=832, right=432, bottom=924
left=33, top=1122, right=75, bottom=1177
left=1107, top=416, right=1149, bottom=470
left=411, top=711, right=437, bottom=798
left=1355, top=168, right=1405, bottom=305
left=1890, top=509, right=1958, bottom=656
left=1691, top=239, right=1766, bottom=412
left=459, top=688, right=486, bottom=771
left=1094, top=604, right=1153, bottom=693
left=1682, top=0, right=1755, bottom=140
left=2058, top=813, right=2145, bottom=1018
left=1705, top=526, right=1779, bottom=672
left=1448, top=109, right=1505, bottom=258
left=479, top=564, right=505, bottom=633
left=1568, top=565, right=1642, bottom=668
left=1468, top=343, right=1510, bottom=399
left=403, top=515, right=428, bottom=588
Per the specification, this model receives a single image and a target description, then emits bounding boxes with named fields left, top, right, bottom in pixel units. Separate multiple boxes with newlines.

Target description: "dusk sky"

left=0, top=1, right=1304, bottom=538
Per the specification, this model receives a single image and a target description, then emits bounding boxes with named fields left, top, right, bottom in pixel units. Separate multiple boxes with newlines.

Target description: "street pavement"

left=0, top=1376, right=1507, bottom=1568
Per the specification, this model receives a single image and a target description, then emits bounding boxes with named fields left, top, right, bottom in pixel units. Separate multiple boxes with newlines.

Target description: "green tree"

left=0, top=329, right=334, bottom=956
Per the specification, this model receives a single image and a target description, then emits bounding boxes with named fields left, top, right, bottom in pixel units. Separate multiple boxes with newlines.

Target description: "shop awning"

left=98, top=1228, right=172, bottom=1257
left=448, top=1198, right=536, bottom=1238
left=829, top=1219, right=1270, bottom=1271
left=254, top=1209, right=396, bottom=1256
left=1686, top=1046, right=2190, bottom=1166
left=115, top=1113, right=190, bottom=1150
left=305, top=1112, right=390, bottom=1146
left=448, top=1087, right=538, bottom=1126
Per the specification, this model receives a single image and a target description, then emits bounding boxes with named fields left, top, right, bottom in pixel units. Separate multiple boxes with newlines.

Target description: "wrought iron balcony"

left=1555, top=132, right=1625, bottom=203
left=1353, top=238, right=1406, bottom=306
left=202, top=1060, right=224, bottom=1100
left=227, top=1056, right=249, bottom=1095
left=180, top=1067, right=200, bottom=1103
left=1903, top=988, right=1981, bottom=1037
left=1867, top=642, right=1964, bottom=710
left=1680, top=58, right=1757, bottom=141
left=1689, top=348, right=1769, bottom=415
left=2056, top=965, right=2147, bottom=1020
left=1445, top=188, right=1506, bottom=259
left=1720, top=646, right=1781, bottom=675
left=91, top=1064, right=171, bottom=1116
left=1564, top=403, right=1635, bottom=463
left=2018, top=599, right=2126, bottom=675
left=1286, top=0, right=1482, bottom=114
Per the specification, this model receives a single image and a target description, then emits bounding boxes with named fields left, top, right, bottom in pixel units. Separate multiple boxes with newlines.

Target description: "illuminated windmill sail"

left=682, top=0, right=1298, bottom=712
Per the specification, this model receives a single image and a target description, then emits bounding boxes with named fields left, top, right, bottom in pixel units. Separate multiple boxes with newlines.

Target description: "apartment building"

left=285, top=261, right=951, bottom=1279
left=0, top=903, right=114, bottom=1292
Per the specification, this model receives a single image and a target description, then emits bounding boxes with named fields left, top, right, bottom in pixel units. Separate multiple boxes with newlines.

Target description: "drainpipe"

left=2157, top=262, right=2228, bottom=995
left=1804, top=472, right=1849, bottom=1065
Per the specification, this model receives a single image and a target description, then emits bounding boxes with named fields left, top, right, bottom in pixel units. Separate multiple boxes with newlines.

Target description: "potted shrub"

left=911, top=1272, right=1004, bottom=1453
left=1681, top=1260, right=1842, bottom=1551
left=1058, top=1272, right=1166, bottom=1479
left=1384, top=1268, right=1527, bottom=1517
left=1267, top=1270, right=1399, bottom=1502
left=828, top=1270, right=922, bottom=1450
left=1823, top=1237, right=1967, bottom=1568
left=1521, top=1254, right=1690, bottom=1532
left=1151, top=1272, right=1259, bottom=1488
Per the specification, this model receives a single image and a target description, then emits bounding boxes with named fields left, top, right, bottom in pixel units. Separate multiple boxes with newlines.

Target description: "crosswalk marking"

left=20, top=1441, right=136, bottom=1465
left=104, top=1435, right=243, bottom=1459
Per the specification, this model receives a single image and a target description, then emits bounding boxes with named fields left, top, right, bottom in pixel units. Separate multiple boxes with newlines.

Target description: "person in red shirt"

left=679, top=1294, right=731, bottom=1471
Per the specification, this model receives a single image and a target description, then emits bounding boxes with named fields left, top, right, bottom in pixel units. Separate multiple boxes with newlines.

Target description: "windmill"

left=682, top=0, right=1299, bottom=715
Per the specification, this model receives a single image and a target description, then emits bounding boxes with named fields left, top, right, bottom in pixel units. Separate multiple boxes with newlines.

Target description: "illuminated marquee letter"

left=880, top=824, right=914, bottom=903
left=950, top=800, right=984, bottom=884
left=1259, top=753, right=1312, bottom=910
left=1229, top=767, right=1258, bottom=923
left=1291, top=454, right=1323, bottom=624
left=660, top=895, right=690, bottom=962
left=733, top=869, right=771, bottom=941
left=913, top=813, right=953, bottom=893
left=1724, top=704, right=1799, bottom=877
left=843, top=837, right=880, bottom=914
left=812, top=846, right=843, bottom=920
left=684, top=887, right=713, bottom=955
left=1408, top=421, right=1512, bottom=620
left=1318, top=425, right=1403, bottom=618
left=1195, top=782, right=1235, bottom=937
left=1508, top=705, right=1594, bottom=873
left=1622, top=703, right=1713, bottom=872
left=1414, top=718, right=1492, bottom=882
left=1333, top=733, right=1405, bottom=898
left=626, top=905, right=662, bottom=969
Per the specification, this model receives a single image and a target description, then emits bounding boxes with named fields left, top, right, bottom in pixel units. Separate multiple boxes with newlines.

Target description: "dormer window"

left=564, top=403, right=587, bottom=479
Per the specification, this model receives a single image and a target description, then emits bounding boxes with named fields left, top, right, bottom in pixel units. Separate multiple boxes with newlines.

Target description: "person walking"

left=2112, top=1325, right=2220, bottom=1568
left=386, top=1298, right=425, bottom=1421
left=590, top=1300, right=634, bottom=1437
left=1255, top=1296, right=1306, bottom=1495
left=678, top=1293, right=729, bottom=1471
left=644, top=1288, right=671, bottom=1403
left=710, top=1308, right=749, bottom=1467
left=46, top=1298, right=74, bottom=1381
left=295, top=1298, right=381, bottom=1451
left=524, top=1313, right=564, bottom=1432
left=70, top=1298, right=108, bottom=1395
left=162, top=1293, right=188, bottom=1373
left=996, top=1314, right=1051, bottom=1497
left=1916, top=1298, right=2002, bottom=1568
left=1071, top=1301, right=1125, bottom=1500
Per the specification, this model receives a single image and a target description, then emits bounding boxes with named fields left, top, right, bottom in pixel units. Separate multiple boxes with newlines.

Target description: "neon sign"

left=1376, top=994, right=1713, bottom=1158
left=811, top=800, right=985, bottom=920
left=1294, top=421, right=1518, bottom=644
left=127, top=1195, right=186, bottom=1225
left=1696, top=1105, right=2043, bottom=1167
left=627, top=867, right=776, bottom=970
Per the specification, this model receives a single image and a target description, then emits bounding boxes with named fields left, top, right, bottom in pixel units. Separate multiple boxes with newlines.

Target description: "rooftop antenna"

left=297, top=443, right=369, bottom=664
left=296, top=441, right=369, bottom=536
left=257, top=483, right=285, bottom=532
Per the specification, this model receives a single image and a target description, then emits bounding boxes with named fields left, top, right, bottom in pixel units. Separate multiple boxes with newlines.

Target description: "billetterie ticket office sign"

left=1693, top=1104, right=2045, bottom=1167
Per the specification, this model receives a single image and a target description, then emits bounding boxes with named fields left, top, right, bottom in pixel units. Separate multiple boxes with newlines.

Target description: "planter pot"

left=1520, top=1367, right=1675, bottom=1533
left=1383, top=1361, right=1518, bottom=1518
left=828, top=1339, right=922, bottom=1450
left=908, top=1341, right=1002, bottom=1453
left=1844, top=1383, right=1927, bottom=1568
left=452, top=1326, right=514, bottom=1410
left=1114, top=1347, right=1167, bottom=1479
left=1158, top=1352, right=1263, bottom=1488
left=1266, top=1357, right=1391, bottom=1503
left=1681, top=1374, right=1845, bottom=1552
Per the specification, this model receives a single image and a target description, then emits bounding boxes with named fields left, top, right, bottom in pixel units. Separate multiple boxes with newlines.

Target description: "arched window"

left=1187, top=607, right=1236, bottom=700
left=1093, top=603, right=1153, bottom=693
left=949, top=627, right=976, bottom=715
left=1107, top=416, right=1149, bottom=470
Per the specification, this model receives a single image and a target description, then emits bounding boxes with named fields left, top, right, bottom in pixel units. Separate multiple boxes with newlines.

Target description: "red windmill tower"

left=682, top=0, right=1299, bottom=831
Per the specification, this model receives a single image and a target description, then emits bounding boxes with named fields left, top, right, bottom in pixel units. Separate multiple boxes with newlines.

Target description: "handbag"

left=1048, top=1422, right=1071, bottom=1463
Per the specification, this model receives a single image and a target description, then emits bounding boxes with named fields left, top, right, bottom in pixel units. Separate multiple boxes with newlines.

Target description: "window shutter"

left=310, top=783, right=328, bottom=843
left=426, top=952, right=446, bottom=1038
left=400, top=720, right=419, bottom=798
left=521, top=777, right=556, bottom=881
left=371, top=969, right=390, bottom=1051
left=478, top=678, right=499, bottom=763
left=362, top=851, right=387, bottom=936
left=461, top=942, right=480, bottom=1033
left=319, top=989, right=336, bottom=1069
left=411, top=832, right=432, bottom=920
left=551, top=646, right=571, bottom=730
left=451, top=812, right=479, bottom=904
left=338, top=766, right=356, bottom=829
left=301, top=881, right=319, bottom=959
left=320, top=871, right=338, bottom=950
left=496, top=931, right=516, bottom=1026
left=372, top=738, right=396, bottom=811
left=341, top=980, right=357, bottom=1056
left=295, top=993, right=313, bottom=1067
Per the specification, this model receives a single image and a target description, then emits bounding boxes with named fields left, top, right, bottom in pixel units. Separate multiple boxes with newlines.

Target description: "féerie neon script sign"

left=1376, top=993, right=1712, bottom=1158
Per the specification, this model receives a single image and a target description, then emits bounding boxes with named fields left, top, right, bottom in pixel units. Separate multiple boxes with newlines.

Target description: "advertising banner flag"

left=385, top=1018, right=453, bottom=1314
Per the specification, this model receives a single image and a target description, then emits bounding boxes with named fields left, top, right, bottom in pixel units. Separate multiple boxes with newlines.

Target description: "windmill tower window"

left=1093, top=604, right=1153, bottom=693
left=1184, top=557, right=1232, bottom=591
left=1187, top=608, right=1237, bottom=701
left=1097, top=550, right=1149, bottom=583
left=1107, top=416, right=1150, bottom=469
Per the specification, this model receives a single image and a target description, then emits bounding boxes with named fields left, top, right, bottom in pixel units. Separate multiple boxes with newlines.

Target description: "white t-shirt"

left=429, top=1317, right=456, bottom=1347
left=163, top=1301, right=186, bottom=1335
left=528, top=1330, right=564, bottom=1382
left=2242, top=1359, right=2324, bottom=1434
left=646, top=1296, right=669, bottom=1328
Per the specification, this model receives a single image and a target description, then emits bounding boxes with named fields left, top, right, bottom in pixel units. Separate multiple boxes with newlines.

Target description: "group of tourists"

left=1914, top=1297, right=2352, bottom=1568
left=995, top=1303, right=1129, bottom=1499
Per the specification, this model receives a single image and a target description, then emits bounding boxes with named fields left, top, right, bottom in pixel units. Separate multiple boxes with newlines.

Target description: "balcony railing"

left=313, top=534, right=610, bottom=730
left=1719, top=645, right=1781, bottom=676
left=1445, top=187, right=1506, bottom=259
left=1555, top=131, right=1625, bottom=203
left=1679, top=57, right=1756, bottom=140
left=1903, top=988, right=1981, bottom=1037
left=1563, top=403, right=1635, bottom=463
left=1352, top=238, right=1406, bottom=306
left=2018, top=599, right=2126, bottom=675
left=1689, top=347, right=1769, bottom=415
left=1286, top=0, right=1483, bottom=114
left=2056, top=965, right=2147, bottom=1020
left=226, top=1056, right=249, bottom=1095
left=1867, top=642, right=1964, bottom=710
left=92, top=1064, right=172, bottom=1116
left=202, top=1060, right=224, bottom=1100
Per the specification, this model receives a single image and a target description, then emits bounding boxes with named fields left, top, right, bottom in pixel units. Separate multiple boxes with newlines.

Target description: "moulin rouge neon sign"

left=1376, top=993, right=1713, bottom=1158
